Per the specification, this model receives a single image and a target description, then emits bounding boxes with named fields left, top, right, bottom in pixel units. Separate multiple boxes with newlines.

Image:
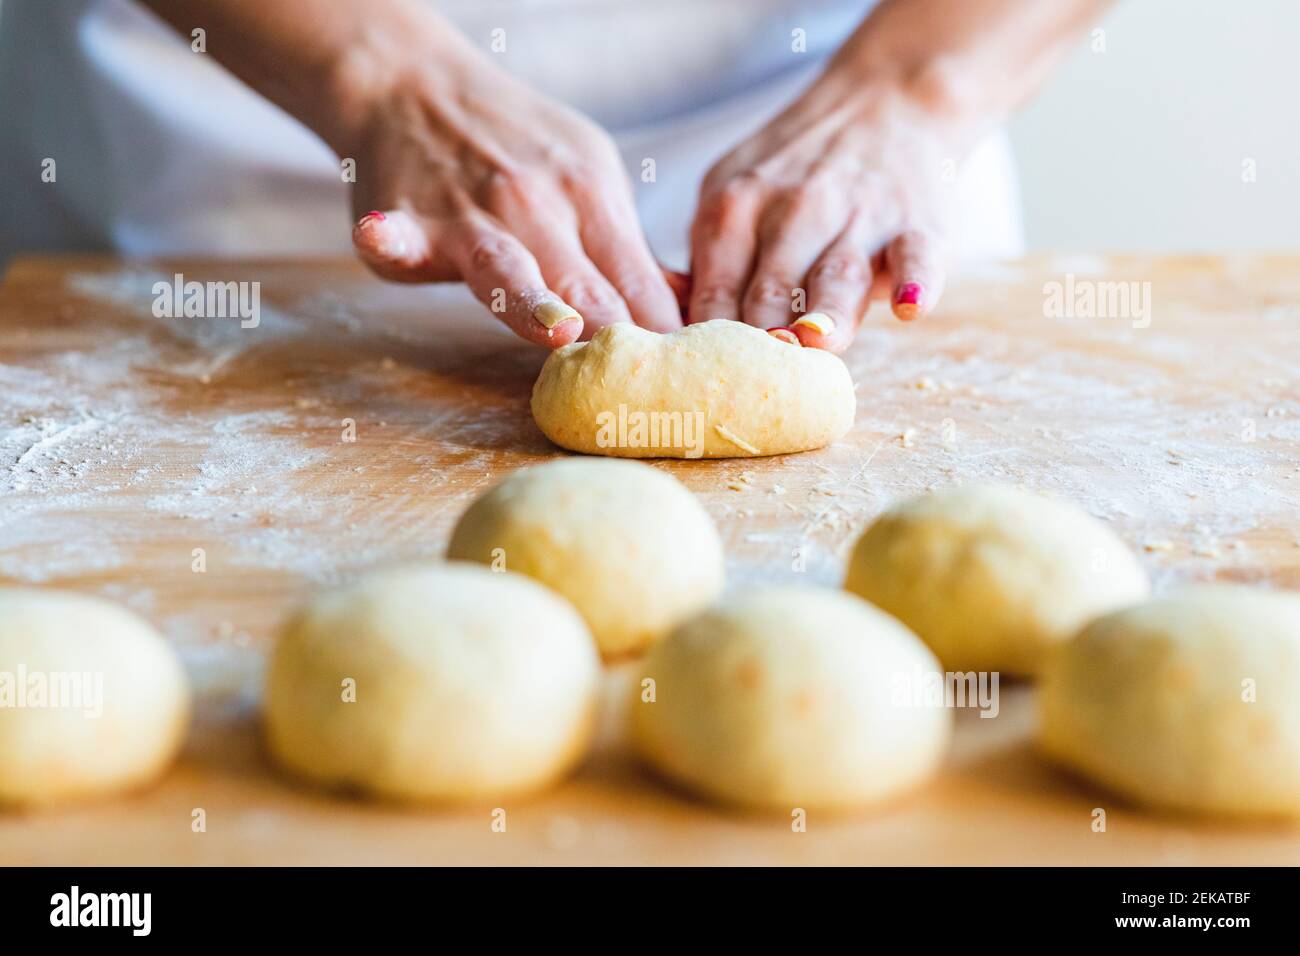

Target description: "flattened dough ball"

left=264, top=563, right=599, bottom=802
left=844, top=485, right=1149, bottom=676
left=0, top=588, right=190, bottom=807
left=531, top=320, right=855, bottom=459
left=633, top=589, right=951, bottom=811
left=1041, top=587, right=1300, bottom=819
left=447, top=459, right=724, bottom=659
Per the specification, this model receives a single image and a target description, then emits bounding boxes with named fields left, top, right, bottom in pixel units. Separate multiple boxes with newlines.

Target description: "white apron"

left=0, top=0, right=1022, bottom=269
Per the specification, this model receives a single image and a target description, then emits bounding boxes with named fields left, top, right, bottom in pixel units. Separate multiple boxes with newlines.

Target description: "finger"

left=572, top=191, right=683, bottom=334
left=742, top=187, right=849, bottom=330
left=352, top=209, right=452, bottom=282
left=885, top=229, right=946, bottom=321
left=441, top=217, right=583, bottom=349
left=794, top=225, right=875, bottom=353
left=505, top=224, right=633, bottom=338
left=539, top=243, right=634, bottom=339
left=687, top=182, right=761, bottom=325
left=493, top=180, right=634, bottom=337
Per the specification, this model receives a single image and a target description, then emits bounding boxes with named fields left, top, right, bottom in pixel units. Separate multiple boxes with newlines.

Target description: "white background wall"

left=1009, top=0, right=1299, bottom=252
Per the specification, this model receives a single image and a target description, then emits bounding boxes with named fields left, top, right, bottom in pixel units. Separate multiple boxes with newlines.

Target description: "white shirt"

left=0, top=0, right=1021, bottom=268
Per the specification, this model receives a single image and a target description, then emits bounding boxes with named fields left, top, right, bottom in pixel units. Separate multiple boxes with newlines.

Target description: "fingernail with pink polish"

left=358, top=211, right=386, bottom=226
left=896, top=282, right=923, bottom=307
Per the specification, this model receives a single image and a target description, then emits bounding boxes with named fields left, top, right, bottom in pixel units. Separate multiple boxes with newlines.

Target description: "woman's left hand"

left=687, top=70, right=966, bottom=352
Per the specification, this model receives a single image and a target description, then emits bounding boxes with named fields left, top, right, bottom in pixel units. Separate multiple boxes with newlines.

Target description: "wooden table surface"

left=1, top=253, right=1298, bottom=865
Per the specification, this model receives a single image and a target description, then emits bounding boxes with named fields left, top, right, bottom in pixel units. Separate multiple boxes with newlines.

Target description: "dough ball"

left=844, top=485, right=1148, bottom=676
left=0, top=588, right=190, bottom=807
left=633, top=588, right=951, bottom=811
left=264, top=562, right=599, bottom=802
left=531, top=320, right=855, bottom=459
left=1041, top=587, right=1300, bottom=819
left=447, top=458, right=724, bottom=659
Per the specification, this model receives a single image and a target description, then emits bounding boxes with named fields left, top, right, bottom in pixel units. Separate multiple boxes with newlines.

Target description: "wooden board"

left=1, top=253, right=1298, bottom=865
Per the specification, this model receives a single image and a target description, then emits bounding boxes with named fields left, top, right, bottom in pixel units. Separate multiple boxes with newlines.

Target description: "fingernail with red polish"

left=358, top=211, right=387, bottom=225
left=896, top=282, right=923, bottom=306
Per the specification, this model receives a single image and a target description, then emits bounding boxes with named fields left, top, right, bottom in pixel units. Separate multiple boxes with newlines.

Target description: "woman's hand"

left=346, top=48, right=680, bottom=348
left=141, top=0, right=679, bottom=349
left=688, top=73, right=959, bottom=353
left=687, top=0, right=1112, bottom=352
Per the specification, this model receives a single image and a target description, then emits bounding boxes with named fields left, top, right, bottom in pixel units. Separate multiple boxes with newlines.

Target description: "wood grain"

left=1, top=254, right=1297, bottom=865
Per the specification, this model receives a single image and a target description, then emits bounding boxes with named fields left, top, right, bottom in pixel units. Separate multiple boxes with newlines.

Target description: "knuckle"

left=557, top=161, right=601, bottom=196
left=466, top=234, right=517, bottom=272
left=692, top=282, right=742, bottom=307
left=706, top=174, right=762, bottom=218
left=554, top=276, right=619, bottom=311
left=811, top=254, right=870, bottom=284
left=611, top=272, right=651, bottom=303
left=745, top=277, right=792, bottom=307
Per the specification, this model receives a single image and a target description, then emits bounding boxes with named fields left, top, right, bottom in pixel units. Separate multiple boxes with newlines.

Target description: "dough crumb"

left=725, top=471, right=756, bottom=492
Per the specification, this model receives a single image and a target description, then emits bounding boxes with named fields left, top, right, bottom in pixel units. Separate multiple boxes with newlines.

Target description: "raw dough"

left=1040, top=587, right=1300, bottom=819
left=531, top=320, right=855, bottom=459
left=632, top=588, right=951, bottom=811
left=447, top=458, right=724, bottom=659
left=264, top=562, right=599, bottom=802
left=844, top=485, right=1148, bottom=677
left=0, top=588, right=190, bottom=806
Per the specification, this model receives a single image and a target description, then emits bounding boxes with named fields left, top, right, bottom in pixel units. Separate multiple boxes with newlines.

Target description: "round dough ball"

left=844, top=485, right=1149, bottom=676
left=0, top=588, right=190, bottom=806
left=264, top=562, right=599, bottom=802
left=1041, top=587, right=1300, bottom=819
left=633, top=588, right=951, bottom=811
left=447, top=458, right=724, bottom=659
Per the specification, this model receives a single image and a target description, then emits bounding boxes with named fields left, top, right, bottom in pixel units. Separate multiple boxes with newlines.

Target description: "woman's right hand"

left=342, top=41, right=681, bottom=348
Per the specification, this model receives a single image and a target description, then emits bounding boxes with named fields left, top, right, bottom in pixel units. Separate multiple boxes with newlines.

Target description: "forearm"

left=138, top=0, right=474, bottom=155
left=819, top=0, right=1115, bottom=146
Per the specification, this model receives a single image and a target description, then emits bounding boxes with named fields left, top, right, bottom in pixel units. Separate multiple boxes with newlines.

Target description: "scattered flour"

left=2, top=262, right=1297, bottom=716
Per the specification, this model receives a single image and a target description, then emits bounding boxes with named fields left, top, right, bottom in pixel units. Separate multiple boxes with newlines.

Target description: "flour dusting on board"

left=2, top=260, right=1299, bottom=715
